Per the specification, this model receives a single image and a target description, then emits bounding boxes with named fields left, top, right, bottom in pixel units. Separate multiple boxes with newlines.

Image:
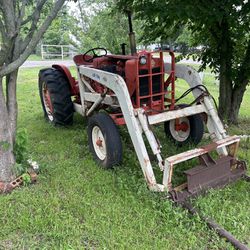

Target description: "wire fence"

left=41, top=44, right=79, bottom=60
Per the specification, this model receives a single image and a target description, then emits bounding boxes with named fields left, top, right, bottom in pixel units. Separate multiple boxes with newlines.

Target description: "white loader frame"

left=73, top=63, right=240, bottom=192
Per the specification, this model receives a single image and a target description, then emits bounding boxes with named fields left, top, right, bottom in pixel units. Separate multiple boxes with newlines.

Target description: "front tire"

left=164, top=105, right=204, bottom=146
left=38, top=68, right=74, bottom=125
left=88, top=113, right=122, bottom=168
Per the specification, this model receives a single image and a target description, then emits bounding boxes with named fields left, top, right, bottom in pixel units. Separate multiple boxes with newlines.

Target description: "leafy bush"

left=14, top=129, right=28, bottom=164
left=21, top=173, right=31, bottom=186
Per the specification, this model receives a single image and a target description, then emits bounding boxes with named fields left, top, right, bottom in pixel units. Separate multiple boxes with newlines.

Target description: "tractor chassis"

left=73, top=63, right=246, bottom=201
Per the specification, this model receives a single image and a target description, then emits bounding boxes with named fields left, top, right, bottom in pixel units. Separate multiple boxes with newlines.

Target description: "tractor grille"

left=139, top=67, right=162, bottom=100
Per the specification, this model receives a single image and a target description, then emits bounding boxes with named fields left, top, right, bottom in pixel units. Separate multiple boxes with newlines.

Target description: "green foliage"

left=68, top=0, right=143, bottom=53
left=84, top=9, right=129, bottom=53
left=21, top=173, right=32, bottom=186
left=13, top=163, right=26, bottom=177
left=14, top=129, right=28, bottom=164
left=13, top=129, right=29, bottom=176
left=36, top=0, right=143, bottom=53
left=42, top=6, right=74, bottom=45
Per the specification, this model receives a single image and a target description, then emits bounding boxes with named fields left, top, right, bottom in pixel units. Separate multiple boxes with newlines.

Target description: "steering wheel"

left=83, top=47, right=107, bottom=62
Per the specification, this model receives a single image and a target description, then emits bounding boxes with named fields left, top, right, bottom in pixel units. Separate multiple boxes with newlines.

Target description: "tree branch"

left=0, top=17, right=7, bottom=38
left=0, top=0, right=67, bottom=77
left=16, top=0, right=28, bottom=30
left=0, top=10, right=14, bottom=66
left=20, top=0, right=47, bottom=53
left=0, top=0, right=17, bottom=40
left=21, top=0, right=47, bottom=26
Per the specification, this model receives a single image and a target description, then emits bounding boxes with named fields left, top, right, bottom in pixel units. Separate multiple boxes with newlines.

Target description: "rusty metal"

left=169, top=159, right=247, bottom=203
left=179, top=201, right=249, bottom=250
left=185, top=156, right=245, bottom=193
left=164, top=136, right=241, bottom=192
left=127, top=11, right=137, bottom=55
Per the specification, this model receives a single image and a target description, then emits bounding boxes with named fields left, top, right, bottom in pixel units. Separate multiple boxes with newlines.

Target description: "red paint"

left=43, top=84, right=53, bottom=113
left=96, top=139, right=103, bottom=147
left=175, top=121, right=189, bottom=132
left=60, top=50, right=177, bottom=126
left=110, top=114, right=126, bottom=125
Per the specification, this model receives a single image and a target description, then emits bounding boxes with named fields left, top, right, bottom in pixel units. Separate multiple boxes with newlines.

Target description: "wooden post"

left=61, top=45, right=64, bottom=60
left=41, top=44, right=44, bottom=60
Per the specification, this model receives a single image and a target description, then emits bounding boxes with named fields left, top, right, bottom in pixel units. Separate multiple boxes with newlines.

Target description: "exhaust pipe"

left=127, top=11, right=137, bottom=55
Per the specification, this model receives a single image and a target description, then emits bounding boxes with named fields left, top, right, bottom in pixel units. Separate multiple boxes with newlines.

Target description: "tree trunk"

left=0, top=0, right=67, bottom=184
left=218, top=63, right=232, bottom=120
left=0, top=78, right=15, bottom=182
left=218, top=19, right=233, bottom=121
left=229, top=81, right=248, bottom=124
left=6, top=70, right=18, bottom=141
left=229, top=39, right=250, bottom=124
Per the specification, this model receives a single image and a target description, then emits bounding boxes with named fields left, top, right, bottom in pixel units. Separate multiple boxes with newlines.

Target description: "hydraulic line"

left=179, top=201, right=249, bottom=250
left=172, top=175, right=250, bottom=250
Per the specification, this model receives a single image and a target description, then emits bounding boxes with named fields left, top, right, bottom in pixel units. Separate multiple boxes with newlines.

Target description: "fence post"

left=61, top=45, right=64, bottom=60
left=41, top=44, right=44, bottom=60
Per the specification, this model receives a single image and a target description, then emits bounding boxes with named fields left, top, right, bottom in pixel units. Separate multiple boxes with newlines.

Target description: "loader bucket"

left=166, top=136, right=247, bottom=203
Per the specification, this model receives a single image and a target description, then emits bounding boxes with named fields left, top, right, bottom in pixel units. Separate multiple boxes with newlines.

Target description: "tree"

left=0, top=0, right=71, bottom=183
left=42, top=5, right=73, bottom=45
left=70, top=0, right=143, bottom=54
left=117, top=0, right=250, bottom=124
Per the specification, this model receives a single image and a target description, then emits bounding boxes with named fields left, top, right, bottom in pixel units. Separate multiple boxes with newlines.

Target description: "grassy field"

left=0, top=66, right=249, bottom=249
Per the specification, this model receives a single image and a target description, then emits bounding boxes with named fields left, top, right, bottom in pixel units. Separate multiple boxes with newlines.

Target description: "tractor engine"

left=74, top=50, right=175, bottom=115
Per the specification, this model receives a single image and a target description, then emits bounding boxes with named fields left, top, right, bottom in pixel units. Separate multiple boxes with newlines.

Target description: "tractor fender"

left=52, top=64, right=79, bottom=95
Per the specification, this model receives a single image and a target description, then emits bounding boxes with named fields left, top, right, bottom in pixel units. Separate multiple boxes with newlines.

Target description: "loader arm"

left=76, top=64, right=246, bottom=197
left=77, top=66, right=164, bottom=191
left=164, top=63, right=227, bottom=155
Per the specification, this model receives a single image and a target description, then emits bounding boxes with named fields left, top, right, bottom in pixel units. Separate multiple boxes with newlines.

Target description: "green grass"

left=27, top=54, right=43, bottom=61
left=0, top=66, right=249, bottom=249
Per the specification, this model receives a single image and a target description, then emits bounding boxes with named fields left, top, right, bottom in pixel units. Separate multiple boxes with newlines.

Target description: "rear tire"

left=38, top=68, right=74, bottom=125
left=88, top=113, right=122, bottom=168
left=164, top=105, right=204, bottom=146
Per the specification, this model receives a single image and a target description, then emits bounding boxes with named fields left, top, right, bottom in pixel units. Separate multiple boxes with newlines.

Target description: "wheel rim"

left=169, top=117, right=190, bottom=142
left=92, top=126, right=107, bottom=160
left=42, top=82, right=54, bottom=122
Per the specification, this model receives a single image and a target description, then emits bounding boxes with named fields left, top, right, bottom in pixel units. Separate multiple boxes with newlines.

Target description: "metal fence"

left=41, top=44, right=78, bottom=60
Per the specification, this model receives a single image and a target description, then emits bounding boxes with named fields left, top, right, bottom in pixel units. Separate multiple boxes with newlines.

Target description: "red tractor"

left=38, top=18, right=246, bottom=202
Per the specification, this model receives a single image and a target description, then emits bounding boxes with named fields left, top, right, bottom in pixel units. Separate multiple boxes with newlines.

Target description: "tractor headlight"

left=139, top=55, right=147, bottom=65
